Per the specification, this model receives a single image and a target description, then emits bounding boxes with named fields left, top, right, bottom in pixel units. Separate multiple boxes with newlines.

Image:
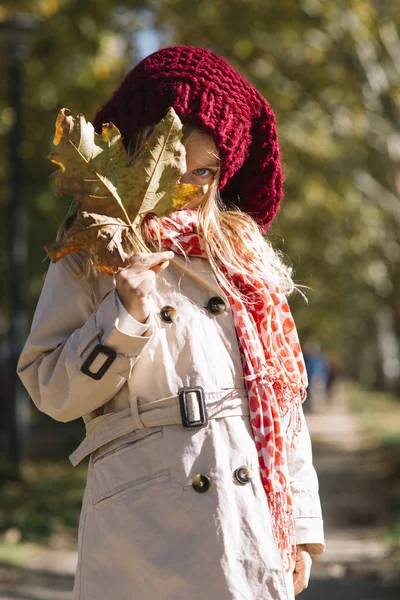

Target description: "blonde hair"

left=139, top=123, right=302, bottom=301
left=55, top=123, right=304, bottom=301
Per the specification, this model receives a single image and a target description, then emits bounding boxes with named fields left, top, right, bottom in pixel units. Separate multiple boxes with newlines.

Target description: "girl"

left=17, top=46, right=325, bottom=599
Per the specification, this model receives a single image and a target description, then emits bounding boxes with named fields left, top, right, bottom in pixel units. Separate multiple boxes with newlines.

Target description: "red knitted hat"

left=93, top=45, right=283, bottom=231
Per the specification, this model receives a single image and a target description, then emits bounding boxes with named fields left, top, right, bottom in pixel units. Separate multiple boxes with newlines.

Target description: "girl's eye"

left=192, top=168, right=213, bottom=177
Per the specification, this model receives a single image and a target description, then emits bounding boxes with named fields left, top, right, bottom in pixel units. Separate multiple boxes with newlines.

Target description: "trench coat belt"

left=69, top=388, right=250, bottom=467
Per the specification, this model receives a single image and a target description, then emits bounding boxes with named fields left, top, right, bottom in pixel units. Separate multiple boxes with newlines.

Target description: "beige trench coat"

left=17, top=252, right=325, bottom=600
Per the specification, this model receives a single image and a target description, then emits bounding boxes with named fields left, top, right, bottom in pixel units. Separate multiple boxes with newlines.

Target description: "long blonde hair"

left=55, top=123, right=302, bottom=300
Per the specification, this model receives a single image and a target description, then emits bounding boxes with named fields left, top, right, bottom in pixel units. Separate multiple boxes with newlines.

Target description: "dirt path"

left=1, top=386, right=399, bottom=599
left=304, top=386, right=400, bottom=597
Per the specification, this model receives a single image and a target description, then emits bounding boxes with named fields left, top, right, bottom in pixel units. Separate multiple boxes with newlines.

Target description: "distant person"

left=303, top=339, right=330, bottom=412
left=17, top=46, right=325, bottom=599
left=326, top=353, right=340, bottom=403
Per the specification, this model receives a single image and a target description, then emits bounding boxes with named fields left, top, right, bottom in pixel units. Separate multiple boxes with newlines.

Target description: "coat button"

left=192, top=474, right=211, bottom=493
left=234, top=466, right=252, bottom=485
left=160, top=305, right=177, bottom=323
left=206, top=296, right=226, bottom=315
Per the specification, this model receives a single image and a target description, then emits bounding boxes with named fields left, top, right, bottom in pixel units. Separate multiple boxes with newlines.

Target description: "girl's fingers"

left=151, top=260, right=170, bottom=274
left=117, top=268, right=155, bottom=298
left=116, top=253, right=173, bottom=303
left=128, top=251, right=174, bottom=273
left=135, top=269, right=158, bottom=297
left=124, top=268, right=157, bottom=297
left=293, top=551, right=312, bottom=596
left=293, top=571, right=307, bottom=595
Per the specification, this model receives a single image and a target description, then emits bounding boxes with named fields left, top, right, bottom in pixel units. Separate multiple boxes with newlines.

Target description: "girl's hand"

left=293, top=544, right=312, bottom=596
left=115, top=251, right=174, bottom=323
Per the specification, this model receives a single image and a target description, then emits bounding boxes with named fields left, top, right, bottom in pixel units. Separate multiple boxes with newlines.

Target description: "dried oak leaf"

left=45, top=107, right=205, bottom=275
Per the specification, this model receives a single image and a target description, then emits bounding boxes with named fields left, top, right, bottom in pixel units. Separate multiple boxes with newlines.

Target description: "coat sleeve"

left=17, top=256, right=154, bottom=423
left=286, top=402, right=325, bottom=556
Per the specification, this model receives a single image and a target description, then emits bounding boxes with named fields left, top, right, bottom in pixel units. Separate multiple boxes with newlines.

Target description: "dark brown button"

left=160, top=305, right=177, bottom=323
left=206, top=296, right=226, bottom=315
left=234, top=466, right=252, bottom=485
left=192, top=474, right=211, bottom=493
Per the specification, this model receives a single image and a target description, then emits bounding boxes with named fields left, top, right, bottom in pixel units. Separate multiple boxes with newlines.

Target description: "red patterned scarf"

left=147, top=209, right=308, bottom=572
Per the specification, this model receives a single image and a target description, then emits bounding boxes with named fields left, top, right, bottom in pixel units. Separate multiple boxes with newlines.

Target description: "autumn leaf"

left=44, top=107, right=206, bottom=274
left=47, top=213, right=137, bottom=276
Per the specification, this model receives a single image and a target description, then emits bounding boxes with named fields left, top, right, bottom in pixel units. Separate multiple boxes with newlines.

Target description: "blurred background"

left=0, top=0, right=400, bottom=598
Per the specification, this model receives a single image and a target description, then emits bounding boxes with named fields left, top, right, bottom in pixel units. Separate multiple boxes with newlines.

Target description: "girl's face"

left=180, top=131, right=220, bottom=209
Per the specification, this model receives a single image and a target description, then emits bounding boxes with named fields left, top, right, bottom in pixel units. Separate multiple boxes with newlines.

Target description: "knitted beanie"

left=93, top=45, right=283, bottom=231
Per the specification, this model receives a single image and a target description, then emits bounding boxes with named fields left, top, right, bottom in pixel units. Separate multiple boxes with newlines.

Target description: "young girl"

left=17, top=45, right=325, bottom=599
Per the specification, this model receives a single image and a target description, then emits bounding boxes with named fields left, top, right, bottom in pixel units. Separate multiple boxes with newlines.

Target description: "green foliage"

left=1, top=0, right=400, bottom=391
left=0, top=459, right=87, bottom=541
left=153, top=0, right=400, bottom=391
left=345, top=379, right=400, bottom=549
left=345, top=379, right=400, bottom=451
left=384, top=514, right=400, bottom=550
left=0, top=541, right=26, bottom=565
left=0, top=0, right=146, bottom=317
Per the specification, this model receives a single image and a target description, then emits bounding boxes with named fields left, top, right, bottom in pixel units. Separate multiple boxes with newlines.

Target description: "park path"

left=305, top=390, right=399, bottom=582
left=1, top=384, right=399, bottom=599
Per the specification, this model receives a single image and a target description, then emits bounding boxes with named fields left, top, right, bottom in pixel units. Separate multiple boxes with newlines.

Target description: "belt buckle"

left=178, top=386, right=208, bottom=430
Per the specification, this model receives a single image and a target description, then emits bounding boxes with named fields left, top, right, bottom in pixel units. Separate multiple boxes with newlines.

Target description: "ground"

left=1, top=383, right=399, bottom=599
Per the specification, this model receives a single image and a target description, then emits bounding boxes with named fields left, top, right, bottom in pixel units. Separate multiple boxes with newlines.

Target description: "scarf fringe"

left=269, top=491, right=297, bottom=574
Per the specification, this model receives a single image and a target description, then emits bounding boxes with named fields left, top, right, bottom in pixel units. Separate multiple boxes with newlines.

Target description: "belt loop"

left=130, top=396, right=146, bottom=430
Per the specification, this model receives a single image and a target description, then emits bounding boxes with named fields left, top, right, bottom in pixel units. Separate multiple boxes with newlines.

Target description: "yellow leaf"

left=45, top=107, right=205, bottom=273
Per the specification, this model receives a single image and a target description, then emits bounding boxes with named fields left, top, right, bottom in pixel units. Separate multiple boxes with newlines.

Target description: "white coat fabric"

left=17, top=252, right=325, bottom=600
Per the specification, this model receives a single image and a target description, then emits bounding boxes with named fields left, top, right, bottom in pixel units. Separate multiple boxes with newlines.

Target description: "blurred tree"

left=152, top=0, right=400, bottom=393
left=1, top=0, right=400, bottom=398
left=0, top=0, right=147, bottom=462
left=0, top=0, right=149, bottom=320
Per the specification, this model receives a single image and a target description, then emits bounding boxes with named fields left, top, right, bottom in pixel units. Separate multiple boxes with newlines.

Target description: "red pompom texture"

left=93, top=45, right=283, bottom=231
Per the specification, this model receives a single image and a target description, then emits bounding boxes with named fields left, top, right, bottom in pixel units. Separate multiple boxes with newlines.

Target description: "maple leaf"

left=44, top=107, right=205, bottom=274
